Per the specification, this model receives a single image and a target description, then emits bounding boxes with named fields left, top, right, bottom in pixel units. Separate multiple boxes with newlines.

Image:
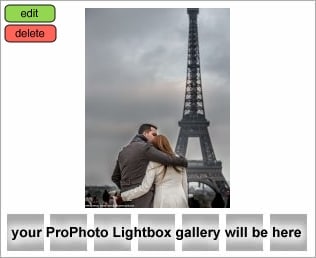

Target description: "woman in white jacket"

left=120, top=135, right=188, bottom=208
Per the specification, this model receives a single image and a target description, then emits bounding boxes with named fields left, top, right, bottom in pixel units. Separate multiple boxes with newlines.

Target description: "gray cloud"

left=85, top=8, right=230, bottom=186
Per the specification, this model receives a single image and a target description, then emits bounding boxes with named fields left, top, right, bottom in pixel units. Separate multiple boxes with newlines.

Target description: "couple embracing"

left=111, top=123, right=188, bottom=208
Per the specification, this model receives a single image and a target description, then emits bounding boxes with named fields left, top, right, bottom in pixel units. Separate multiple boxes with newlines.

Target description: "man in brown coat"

left=112, top=123, right=188, bottom=208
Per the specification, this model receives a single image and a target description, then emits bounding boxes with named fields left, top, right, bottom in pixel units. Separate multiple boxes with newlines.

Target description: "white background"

left=1, top=1, right=315, bottom=257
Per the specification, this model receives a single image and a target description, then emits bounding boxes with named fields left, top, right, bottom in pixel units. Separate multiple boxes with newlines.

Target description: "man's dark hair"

left=138, top=123, right=157, bottom=134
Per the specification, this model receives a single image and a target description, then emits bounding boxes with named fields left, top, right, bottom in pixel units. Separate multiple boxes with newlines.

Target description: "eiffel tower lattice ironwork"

left=175, top=8, right=230, bottom=207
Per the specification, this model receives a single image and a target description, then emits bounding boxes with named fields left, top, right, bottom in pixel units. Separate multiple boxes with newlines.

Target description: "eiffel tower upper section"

left=181, top=8, right=207, bottom=123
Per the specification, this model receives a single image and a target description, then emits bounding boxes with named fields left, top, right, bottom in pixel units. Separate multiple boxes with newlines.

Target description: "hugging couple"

left=111, top=123, right=188, bottom=208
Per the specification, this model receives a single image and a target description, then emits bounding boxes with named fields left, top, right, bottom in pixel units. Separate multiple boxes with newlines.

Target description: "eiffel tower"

left=175, top=8, right=230, bottom=207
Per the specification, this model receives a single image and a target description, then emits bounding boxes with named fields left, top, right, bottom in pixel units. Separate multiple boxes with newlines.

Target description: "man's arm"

left=145, top=144, right=188, bottom=167
left=111, top=160, right=121, bottom=189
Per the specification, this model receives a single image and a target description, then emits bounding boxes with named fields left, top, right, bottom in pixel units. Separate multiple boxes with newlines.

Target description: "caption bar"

left=7, top=214, right=307, bottom=252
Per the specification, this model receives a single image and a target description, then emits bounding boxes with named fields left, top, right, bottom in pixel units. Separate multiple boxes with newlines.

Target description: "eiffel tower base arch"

left=186, top=161, right=230, bottom=208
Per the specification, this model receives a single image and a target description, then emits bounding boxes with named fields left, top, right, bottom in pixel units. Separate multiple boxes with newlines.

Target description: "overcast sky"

left=85, top=8, right=230, bottom=186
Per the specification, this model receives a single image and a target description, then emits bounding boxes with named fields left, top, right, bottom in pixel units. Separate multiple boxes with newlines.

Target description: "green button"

left=5, top=5, right=55, bottom=22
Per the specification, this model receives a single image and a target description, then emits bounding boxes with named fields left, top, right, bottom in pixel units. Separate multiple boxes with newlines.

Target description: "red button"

left=5, top=25, right=56, bottom=43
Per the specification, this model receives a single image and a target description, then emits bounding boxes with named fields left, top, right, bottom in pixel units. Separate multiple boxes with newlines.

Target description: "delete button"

left=5, top=25, right=56, bottom=43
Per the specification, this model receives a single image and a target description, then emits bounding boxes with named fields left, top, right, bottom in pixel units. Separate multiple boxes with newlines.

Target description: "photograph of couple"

left=85, top=8, right=230, bottom=208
